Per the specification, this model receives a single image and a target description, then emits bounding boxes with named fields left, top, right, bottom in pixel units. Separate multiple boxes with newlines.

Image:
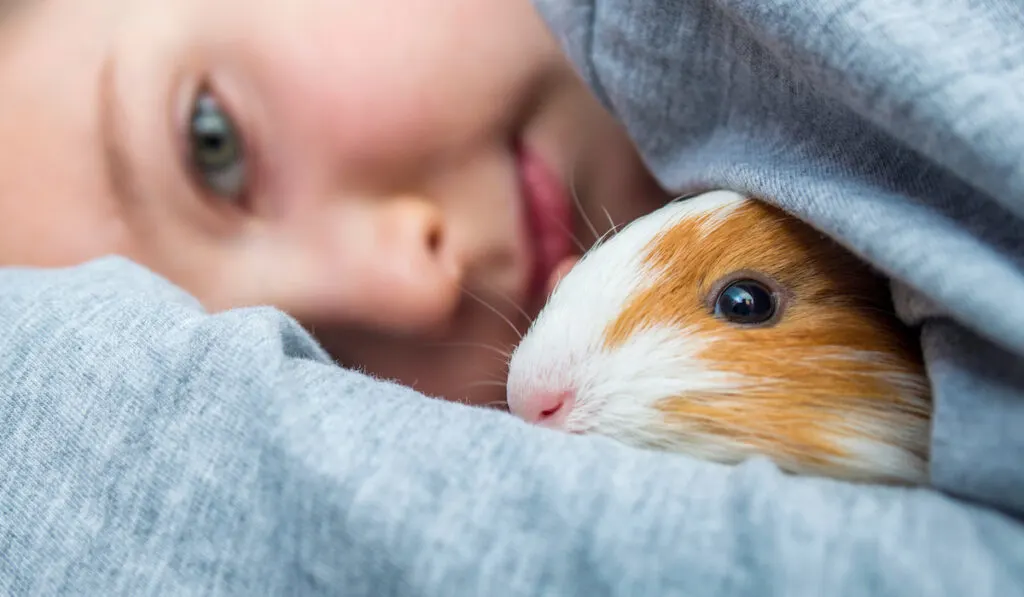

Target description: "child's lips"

left=513, top=140, right=576, bottom=310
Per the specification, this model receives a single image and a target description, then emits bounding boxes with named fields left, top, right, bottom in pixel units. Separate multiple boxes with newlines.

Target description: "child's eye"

left=187, top=88, right=248, bottom=202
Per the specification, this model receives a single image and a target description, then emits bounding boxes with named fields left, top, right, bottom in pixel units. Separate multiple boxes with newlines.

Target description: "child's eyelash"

left=179, top=77, right=262, bottom=213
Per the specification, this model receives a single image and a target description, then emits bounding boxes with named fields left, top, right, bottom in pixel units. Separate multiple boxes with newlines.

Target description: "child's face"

left=0, top=0, right=668, bottom=406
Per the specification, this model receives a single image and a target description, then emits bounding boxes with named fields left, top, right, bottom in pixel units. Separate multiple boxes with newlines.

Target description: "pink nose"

left=508, top=390, right=576, bottom=428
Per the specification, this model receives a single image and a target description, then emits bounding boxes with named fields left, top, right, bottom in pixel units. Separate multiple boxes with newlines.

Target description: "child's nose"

left=388, top=197, right=448, bottom=266
left=365, top=196, right=464, bottom=333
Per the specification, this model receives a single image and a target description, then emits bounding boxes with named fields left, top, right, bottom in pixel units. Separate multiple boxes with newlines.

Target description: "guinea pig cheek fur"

left=509, top=190, right=932, bottom=485
left=507, top=192, right=749, bottom=444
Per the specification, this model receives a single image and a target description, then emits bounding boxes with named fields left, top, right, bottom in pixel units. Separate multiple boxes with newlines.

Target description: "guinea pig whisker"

left=601, top=205, right=619, bottom=234
left=452, top=395, right=507, bottom=413
left=474, top=282, right=534, bottom=323
left=589, top=218, right=621, bottom=250
left=569, top=160, right=601, bottom=242
left=478, top=400, right=511, bottom=411
left=543, top=208, right=588, bottom=254
left=461, top=287, right=524, bottom=341
left=460, top=380, right=509, bottom=392
left=422, top=341, right=513, bottom=361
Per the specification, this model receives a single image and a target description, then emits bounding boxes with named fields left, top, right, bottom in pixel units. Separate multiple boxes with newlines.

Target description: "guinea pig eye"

left=713, top=279, right=777, bottom=325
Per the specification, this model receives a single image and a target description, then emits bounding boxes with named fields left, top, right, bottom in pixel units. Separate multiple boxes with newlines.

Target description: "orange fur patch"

left=602, top=199, right=931, bottom=482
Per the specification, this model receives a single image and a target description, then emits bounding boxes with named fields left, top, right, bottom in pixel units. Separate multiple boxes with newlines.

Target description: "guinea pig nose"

left=511, top=390, right=576, bottom=428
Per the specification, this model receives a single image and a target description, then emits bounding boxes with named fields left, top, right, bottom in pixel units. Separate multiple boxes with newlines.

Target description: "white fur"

left=507, top=190, right=929, bottom=485
left=507, top=191, right=751, bottom=443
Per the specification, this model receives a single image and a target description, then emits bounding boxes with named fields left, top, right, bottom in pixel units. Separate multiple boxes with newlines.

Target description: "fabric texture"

left=3, top=0, right=1024, bottom=594
left=1, top=257, right=1023, bottom=596
left=531, top=0, right=1024, bottom=516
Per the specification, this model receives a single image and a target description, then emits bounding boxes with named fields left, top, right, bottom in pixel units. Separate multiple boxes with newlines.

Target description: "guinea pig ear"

left=704, top=269, right=789, bottom=328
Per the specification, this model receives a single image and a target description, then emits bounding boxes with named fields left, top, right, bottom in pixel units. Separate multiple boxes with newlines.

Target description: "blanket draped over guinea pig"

left=507, top=191, right=932, bottom=485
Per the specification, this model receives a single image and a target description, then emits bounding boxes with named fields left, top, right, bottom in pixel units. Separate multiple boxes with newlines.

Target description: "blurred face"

left=0, top=0, right=669, bottom=406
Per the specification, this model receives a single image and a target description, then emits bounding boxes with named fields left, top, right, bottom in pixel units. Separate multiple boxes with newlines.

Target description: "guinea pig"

left=506, top=190, right=932, bottom=485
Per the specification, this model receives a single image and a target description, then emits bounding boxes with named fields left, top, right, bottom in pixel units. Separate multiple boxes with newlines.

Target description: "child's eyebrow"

left=98, top=53, right=142, bottom=212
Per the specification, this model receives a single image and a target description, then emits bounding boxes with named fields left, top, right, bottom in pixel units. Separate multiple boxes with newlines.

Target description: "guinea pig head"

left=506, top=190, right=932, bottom=485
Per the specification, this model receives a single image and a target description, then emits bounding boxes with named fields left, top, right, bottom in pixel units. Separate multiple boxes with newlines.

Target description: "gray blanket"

left=1, top=0, right=1022, bottom=595
left=533, top=0, right=1024, bottom=515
